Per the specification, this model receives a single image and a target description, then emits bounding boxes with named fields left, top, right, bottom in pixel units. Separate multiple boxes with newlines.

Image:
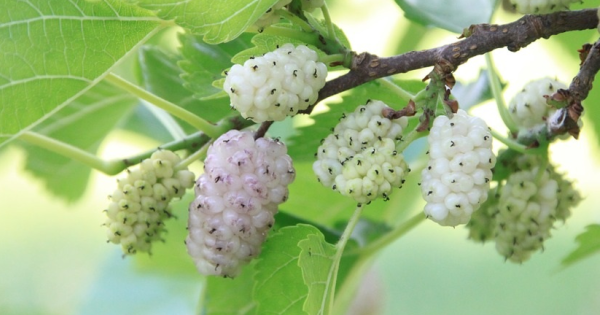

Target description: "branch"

left=314, top=8, right=599, bottom=106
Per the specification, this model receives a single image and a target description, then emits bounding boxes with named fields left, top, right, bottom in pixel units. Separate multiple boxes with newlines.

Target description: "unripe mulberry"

left=224, top=44, right=327, bottom=122
left=186, top=130, right=295, bottom=278
left=104, top=150, right=195, bottom=254
left=508, top=77, right=566, bottom=130
left=494, top=167, right=558, bottom=262
left=313, top=100, right=410, bottom=203
left=421, top=110, right=495, bottom=227
left=467, top=187, right=500, bottom=243
left=508, top=0, right=580, bottom=14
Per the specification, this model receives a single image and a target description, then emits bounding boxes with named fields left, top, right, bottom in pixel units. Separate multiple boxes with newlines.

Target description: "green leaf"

left=178, top=32, right=253, bottom=99
left=138, top=44, right=232, bottom=124
left=288, top=79, right=425, bottom=162
left=562, top=224, right=600, bottom=267
left=231, top=28, right=308, bottom=64
left=19, top=81, right=137, bottom=201
left=304, top=15, right=352, bottom=50
left=284, top=162, right=357, bottom=226
left=253, top=224, right=320, bottom=315
left=0, top=0, right=163, bottom=149
left=297, top=230, right=337, bottom=315
left=204, top=263, right=256, bottom=314
left=274, top=211, right=342, bottom=245
left=231, top=29, right=344, bottom=65
left=394, top=0, right=496, bottom=33
left=137, top=0, right=279, bottom=44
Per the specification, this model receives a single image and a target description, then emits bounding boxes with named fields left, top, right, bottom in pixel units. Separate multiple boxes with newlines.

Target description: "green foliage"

left=562, top=224, right=600, bottom=267
left=20, top=81, right=137, bottom=201
left=138, top=43, right=233, bottom=125
left=136, top=0, right=279, bottom=44
left=4, top=0, right=600, bottom=313
left=0, top=0, right=162, bottom=148
left=297, top=231, right=338, bottom=315
left=253, top=225, right=319, bottom=314
left=394, top=0, right=496, bottom=33
left=179, top=32, right=254, bottom=99
left=204, top=264, right=256, bottom=314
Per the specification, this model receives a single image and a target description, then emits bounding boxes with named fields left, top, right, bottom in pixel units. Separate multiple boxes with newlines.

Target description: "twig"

left=312, top=9, right=599, bottom=108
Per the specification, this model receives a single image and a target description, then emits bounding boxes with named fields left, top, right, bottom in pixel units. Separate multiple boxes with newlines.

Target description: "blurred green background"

left=2, top=0, right=600, bottom=314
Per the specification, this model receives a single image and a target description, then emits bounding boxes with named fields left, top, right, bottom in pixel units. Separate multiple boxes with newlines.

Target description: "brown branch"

left=570, top=37, right=600, bottom=102
left=313, top=8, right=599, bottom=107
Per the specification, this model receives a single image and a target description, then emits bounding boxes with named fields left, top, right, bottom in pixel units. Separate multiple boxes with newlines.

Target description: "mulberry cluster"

left=508, top=0, right=580, bottom=14
left=104, top=150, right=195, bottom=254
left=224, top=44, right=327, bottom=122
left=313, top=100, right=410, bottom=204
left=494, top=167, right=558, bottom=262
left=466, top=153, right=582, bottom=262
left=508, top=78, right=566, bottom=130
left=186, top=130, right=295, bottom=278
left=421, top=110, right=496, bottom=227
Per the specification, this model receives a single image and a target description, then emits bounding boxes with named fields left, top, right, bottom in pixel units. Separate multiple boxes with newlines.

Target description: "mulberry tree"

left=2, top=0, right=600, bottom=314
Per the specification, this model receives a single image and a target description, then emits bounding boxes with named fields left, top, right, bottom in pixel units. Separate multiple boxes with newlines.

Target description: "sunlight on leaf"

left=203, top=263, right=256, bottom=315
left=297, top=231, right=337, bottom=315
left=19, top=81, right=137, bottom=201
left=394, top=0, right=495, bottom=33
left=137, top=0, right=279, bottom=44
left=253, top=224, right=319, bottom=315
left=562, top=224, right=600, bottom=267
left=0, top=0, right=163, bottom=149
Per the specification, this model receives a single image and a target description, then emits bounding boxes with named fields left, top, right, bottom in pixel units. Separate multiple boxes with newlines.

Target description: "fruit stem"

left=321, top=3, right=337, bottom=40
left=17, top=131, right=121, bottom=175
left=396, top=127, right=425, bottom=153
left=104, top=73, right=222, bottom=139
left=485, top=53, right=518, bottom=134
left=489, top=128, right=546, bottom=155
left=327, top=203, right=365, bottom=314
left=319, top=53, right=345, bottom=66
left=347, top=211, right=426, bottom=258
left=534, top=155, right=549, bottom=184
left=175, top=140, right=211, bottom=170
left=276, top=9, right=313, bottom=32
left=377, top=78, right=416, bottom=102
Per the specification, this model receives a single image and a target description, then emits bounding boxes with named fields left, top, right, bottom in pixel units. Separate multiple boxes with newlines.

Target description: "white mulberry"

left=421, top=110, right=495, bottom=227
left=104, top=150, right=195, bottom=254
left=313, top=100, right=410, bottom=203
left=186, top=130, right=295, bottom=277
left=508, top=77, right=566, bottom=130
left=224, top=44, right=327, bottom=122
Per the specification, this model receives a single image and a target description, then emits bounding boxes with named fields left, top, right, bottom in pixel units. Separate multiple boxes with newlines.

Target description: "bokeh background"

left=2, top=0, right=600, bottom=314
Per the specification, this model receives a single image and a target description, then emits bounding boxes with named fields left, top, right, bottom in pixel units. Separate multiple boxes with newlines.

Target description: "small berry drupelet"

left=186, top=130, right=295, bottom=278
left=224, top=44, right=327, bottom=122
left=313, top=100, right=410, bottom=204
left=421, top=109, right=496, bottom=227
left=104, top=150, right=195, bottom=255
